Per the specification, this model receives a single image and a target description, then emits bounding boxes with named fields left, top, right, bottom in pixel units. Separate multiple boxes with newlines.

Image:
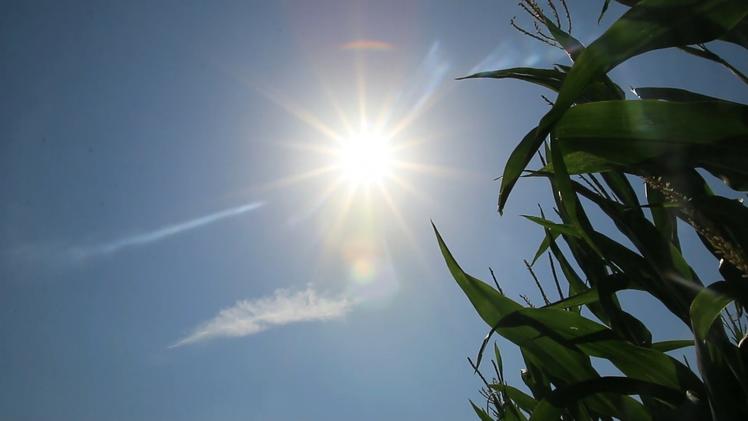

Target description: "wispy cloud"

left=170, top=287, right=353, bottom=348
left=71, top=201, right=265, bottom=260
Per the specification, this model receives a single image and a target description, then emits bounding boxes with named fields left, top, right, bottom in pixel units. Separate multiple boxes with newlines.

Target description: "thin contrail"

left=72, top=201, right=265, bottom=259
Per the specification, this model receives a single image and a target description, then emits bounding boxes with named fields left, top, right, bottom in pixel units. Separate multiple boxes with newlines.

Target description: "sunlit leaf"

left=498, top=0, right=748, bottom=212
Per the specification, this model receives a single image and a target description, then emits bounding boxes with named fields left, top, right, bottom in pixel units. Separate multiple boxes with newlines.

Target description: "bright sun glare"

left=337, top=131, right=394, bottom=186
left=254, top=41, right=458, bottom=257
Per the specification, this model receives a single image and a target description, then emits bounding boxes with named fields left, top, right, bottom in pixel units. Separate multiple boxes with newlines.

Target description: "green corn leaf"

left=498, top=308, right=704, bottom=395
left=543, top=16, right=584, bottom=61
left=679, top=45, right=748, bottom=85
left=527, top=400, right=563, bottom=421
left=532, top=377, right=693, bottom=421
left=522, top=215, right=582, bottom=239
left=530, top=230, right=561, bottom=266
left=645, top=183, right=680, bottom=250
left=520, top=349, right=552, bottom=399
left=631, top=86, right=728, bottom=102
left=553, top=100, right=748, bottom=168
left=493, top=343, right=503, bottom=379
left=691, top=281, right=735, bottom=341
left=651, top=340, right=693, bottom=353
left=544, top=289, right=599, bottom=310
left=456, top=67, right=565, bottom=92
left=548, top=138, right=604, bottom=263
left=498, top=0, right=748, bottom=213
left=433, top=223, right=651, bottom=418
left=499, top=127, right=543, bottom=215
left=503, top=402, right=529, bottom=421
left=470, top=401, right=494, bottom=421
left=547, top=100, right=748, bottom=190
left=576, top=183, right=700, bottom=323
left=433, top=221, right=522, bottom=324
left=490, top=384, right=537, bottom=413
left=601, top=172, right=641, bottom=214
left=598, top=0, right=613, bottom=23
left=434, top=223, right=601, bottom=383
left=459, top=64, right=623, bottom=103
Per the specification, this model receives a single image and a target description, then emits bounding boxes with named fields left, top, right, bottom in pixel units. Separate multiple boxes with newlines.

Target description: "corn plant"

left=433, top=1, right=748, bottom=419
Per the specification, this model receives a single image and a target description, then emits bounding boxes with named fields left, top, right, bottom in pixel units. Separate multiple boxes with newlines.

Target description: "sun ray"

left=354, top=51, right=368, bottom=129
left=391, top=160, right=472, bottom=179
left=320, top=182, right=359, bottom=251
left=376, top=184, right=428, bottom=267
left=256, top=87, right=345, bottom=145
left=388, top=175, right=435, bottom=207
left=285, top=175, right=347, bottom=228
left=281, top=141, right=341, bottom=157
left=231, top=40, right=461, bottom=285
left=249, top=165, right=338, bottom=194
left=316, top=80, right=356, bottom=136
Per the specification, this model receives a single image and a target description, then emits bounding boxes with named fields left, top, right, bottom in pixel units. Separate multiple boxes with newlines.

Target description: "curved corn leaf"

left=456, top=67, right=565, bottom=92
left=434, top=223, right=601, bottom=382
left=459, top=65, right=623, bottom=104
left=498, top=0, right=748, bottom=213
left=490, top=384, right=537, bottom=414
left=544, top=289, right=599, bottom=310
left=598, top=0, right=613, bottom=23
left=522, top=215, right=582, bottom=239
left=520, top=349, right=552, bottom=400
left=493, top=343, right=503, bottom=380
left=632, top=86, right=728, bottom=102
left=647, top=184, right=680, bottom=253
left=531, top=376, right=694, bottom=421
left=543, top=16, right=584, bottom=61
left=651, top=340, right=693, bottom=353
left=543, top=223, right=596, bottom=316
left=433, top=221, right=522, bottom=323
left=530, top=230, right=560, bottom=265
left=691, top=281, right=736, bottom=341
left=550, top=100, right=748, bottom=185
left=601, top=172, right=641, bottom=215
left=576, top=182, right=700, bottom=317
left=498, top=309, right=704, bottom=394
left=549, top=139, right=584, bottom=243
left=470, top=401, right=493, bottom=421
left=554, top=100, right=748, bottom=164
left=434, top=223, right=658, bottom=417
left=499, top=126, right=543, bottom=215
left=503, top=402, right=529, bottom=421
left=679, top=44, right=748, bottom=85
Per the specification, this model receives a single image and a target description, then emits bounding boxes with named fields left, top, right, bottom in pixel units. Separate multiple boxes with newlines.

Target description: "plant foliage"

left=436, top=1, right=748, bottom=419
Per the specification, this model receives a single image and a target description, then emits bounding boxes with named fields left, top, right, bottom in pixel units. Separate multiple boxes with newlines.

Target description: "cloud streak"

left=71, top=201, right=265, bottom=259
left=170, top=287, right=353, bottom=348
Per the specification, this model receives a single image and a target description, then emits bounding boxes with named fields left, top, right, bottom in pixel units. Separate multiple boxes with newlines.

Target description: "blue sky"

left=2, top=1, right=747, bottom=420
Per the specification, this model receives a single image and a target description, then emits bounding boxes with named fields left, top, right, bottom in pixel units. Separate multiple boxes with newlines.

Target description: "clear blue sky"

left=2, top=1, right=746, bottom=420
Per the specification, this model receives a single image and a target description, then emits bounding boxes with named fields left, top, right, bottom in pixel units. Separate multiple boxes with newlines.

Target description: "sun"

left=336, top=130, right=394, bottom=186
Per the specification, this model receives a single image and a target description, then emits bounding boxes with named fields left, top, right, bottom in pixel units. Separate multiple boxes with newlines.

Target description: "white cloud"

left=170, top=287, right=353, bottom=347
